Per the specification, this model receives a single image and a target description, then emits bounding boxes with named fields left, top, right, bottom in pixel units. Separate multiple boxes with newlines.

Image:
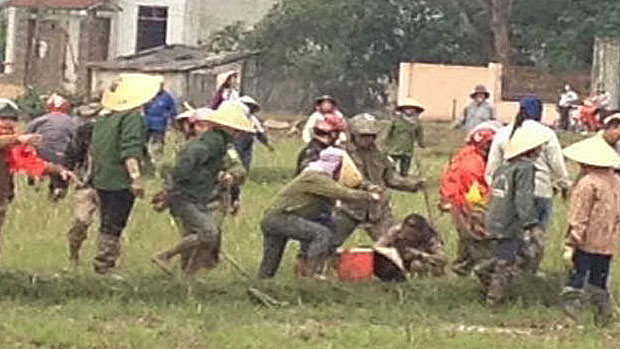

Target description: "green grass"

left=0, top=122, right=618, bottom=348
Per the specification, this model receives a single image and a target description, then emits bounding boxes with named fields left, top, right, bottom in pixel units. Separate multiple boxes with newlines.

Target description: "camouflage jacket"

left=486, top=158, right=538, bottom=240
left=338, top=142, right=422, bottom=222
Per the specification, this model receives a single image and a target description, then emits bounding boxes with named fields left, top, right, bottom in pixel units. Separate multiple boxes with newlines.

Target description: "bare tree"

left=486, top=0, right=513, bottom=67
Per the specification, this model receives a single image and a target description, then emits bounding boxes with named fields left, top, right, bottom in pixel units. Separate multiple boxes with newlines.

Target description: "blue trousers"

left=566, top=249, right=612, bottom=290
left=534, top=197, right=553, bottom=231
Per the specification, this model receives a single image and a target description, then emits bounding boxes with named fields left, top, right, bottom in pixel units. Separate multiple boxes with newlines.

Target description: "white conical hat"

left=101, top=73, right=163, bottom=111
left=504, top=125, right=552, bottom=160
left=563, top=135, right=620, bottom=168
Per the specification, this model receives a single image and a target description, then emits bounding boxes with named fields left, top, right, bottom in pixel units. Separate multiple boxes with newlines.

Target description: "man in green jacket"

left=259, top=147, right=381, bottom=279
left=91, top=73, right=163, bottom=274
left=480, top=126, right=549, bottom=305
left=384, top=98, right=426, bottom=177
left=152, top=103, right=254, bottom=276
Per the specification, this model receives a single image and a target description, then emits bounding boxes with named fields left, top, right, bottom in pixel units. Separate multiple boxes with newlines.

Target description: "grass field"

left=0, top=121, right=618, bottom=348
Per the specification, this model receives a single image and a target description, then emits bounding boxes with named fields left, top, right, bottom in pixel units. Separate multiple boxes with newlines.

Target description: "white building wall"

left=109, top=0, right=189, bottom=58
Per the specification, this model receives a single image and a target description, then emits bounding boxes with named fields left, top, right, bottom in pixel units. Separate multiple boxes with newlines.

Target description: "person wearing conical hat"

left=301, top=94, right=346, bottom=144
left=560, top=136, right=620, bottom=326
left=374, top=213, right=446, bottom=279
left=486, top=96, right=570, bottom=252
left=384, top=97, right=426, bottom=177
left=257, top=147, right=380, bottom=279
left=210, top=71, right=240, bottom=110
left=455, top=84, right=496, bottom=132
left=90, top=73, right=164, bottom=274
left=151, top=103, right=254, bottom=276
left=480, top=126, right=550, bottom=305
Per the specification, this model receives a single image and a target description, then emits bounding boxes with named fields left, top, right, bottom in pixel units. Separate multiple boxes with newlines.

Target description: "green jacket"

left=91, top=111, right=144, bottom=191
left=265, top=171, right=372, bottom=220
left=170, top=129, right=229, bottom=203
left=384, top=116, right=424, bottom=156
left=486, top=158, right=539, bottom=240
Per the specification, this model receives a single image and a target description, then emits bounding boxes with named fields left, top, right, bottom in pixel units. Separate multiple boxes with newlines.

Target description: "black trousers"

left=566, top=249, right=612, bottom=290
left=97, top=189, right=135, bottom=237
left=391, top=154, right=412, bottom=177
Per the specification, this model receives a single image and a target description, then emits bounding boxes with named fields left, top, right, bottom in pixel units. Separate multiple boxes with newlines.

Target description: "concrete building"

left=2, top=0, right=276, bottom=92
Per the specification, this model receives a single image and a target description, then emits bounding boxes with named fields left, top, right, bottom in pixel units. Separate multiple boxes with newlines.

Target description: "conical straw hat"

left=216, top=71, right=238, bottom=90
left=563, top=135, right=620, bottom=168
left=504, top=125, right=552, bottom=160
left=101, top=74, right=163, bottom=112
left=338, top=152, right=363, bottom=188
left=397, top=97, right=424, bottom=112
left=209, top=102, right=255, bottom=133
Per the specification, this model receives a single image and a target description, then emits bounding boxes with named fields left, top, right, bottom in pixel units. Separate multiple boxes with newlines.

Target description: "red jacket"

left=439, top=145, right=489, bottom=209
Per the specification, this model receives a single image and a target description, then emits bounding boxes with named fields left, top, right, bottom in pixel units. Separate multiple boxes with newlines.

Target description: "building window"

left=136, top=6, right=168, bottom=52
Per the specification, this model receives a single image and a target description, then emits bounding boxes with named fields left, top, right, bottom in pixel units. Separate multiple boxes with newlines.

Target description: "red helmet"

left=46, top=93, right=72, bottom=114
left=323, top=113, right=346, bottom=132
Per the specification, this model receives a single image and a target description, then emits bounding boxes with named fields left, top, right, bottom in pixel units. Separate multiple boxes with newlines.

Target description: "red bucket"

left=336, top=248, right=374, bottom=282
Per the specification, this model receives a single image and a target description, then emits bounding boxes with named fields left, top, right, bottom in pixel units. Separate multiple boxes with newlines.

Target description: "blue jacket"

left=144, top=90, right=178, bottom=132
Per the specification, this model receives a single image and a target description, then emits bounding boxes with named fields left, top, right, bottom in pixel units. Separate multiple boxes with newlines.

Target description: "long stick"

left=413, top=153, right=437, bottom=228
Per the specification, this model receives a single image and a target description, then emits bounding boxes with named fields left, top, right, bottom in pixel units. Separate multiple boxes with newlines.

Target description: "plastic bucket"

left=336, top=248, right=374, bottom=282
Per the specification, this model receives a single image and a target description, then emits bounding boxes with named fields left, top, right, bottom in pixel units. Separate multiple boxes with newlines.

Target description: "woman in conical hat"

left=481, top=125, right=550, bottom=305
left=210, top=71, right=240, bottom=110
left=560, top=135, right=620, bottom=325
left=90, top=73, right=163, bottom=274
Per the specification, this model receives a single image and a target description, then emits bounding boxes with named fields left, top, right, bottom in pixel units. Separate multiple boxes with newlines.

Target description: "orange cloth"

left=6, top=145, right=47, bottom=177
left=439, top=145, right=489, bottom=209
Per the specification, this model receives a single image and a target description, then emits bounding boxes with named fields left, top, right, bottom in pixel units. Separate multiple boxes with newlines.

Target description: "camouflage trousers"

left=409, top=257, right=446, bottom=277
left=452, top=238, right=495, bottom=276
left=67, top=186, right=99, bottom=263
left=476, top=238, right=521, bottom=305
left=145, top=131, right=166, bottom=177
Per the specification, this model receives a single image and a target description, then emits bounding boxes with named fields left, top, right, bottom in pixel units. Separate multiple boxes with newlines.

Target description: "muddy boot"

left=485, top=260, right=514, bottom=306
left=93, top=234, right=121, bottom=275
left=67, top=221, right=89, bottom=265
left=590, top=287, right=614, bottom=327
left=560, top=287, right=584, bottom=321
left=473, top=258, right=495, bottom=296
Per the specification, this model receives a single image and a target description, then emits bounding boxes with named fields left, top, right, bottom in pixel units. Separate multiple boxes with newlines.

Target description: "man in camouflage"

left=331, top=113, right=424, bottom=249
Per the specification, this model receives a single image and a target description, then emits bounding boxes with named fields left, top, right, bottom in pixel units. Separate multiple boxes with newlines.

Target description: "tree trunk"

left=488, top=0, right=513, bottom=68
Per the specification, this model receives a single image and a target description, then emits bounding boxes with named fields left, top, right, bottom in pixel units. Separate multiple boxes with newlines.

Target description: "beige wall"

left=399, top=62, right=559, bottom=126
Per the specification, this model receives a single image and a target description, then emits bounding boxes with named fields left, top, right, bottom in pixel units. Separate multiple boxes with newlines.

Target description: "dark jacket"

left=295, top=139, right=328, bottom=175
left=26, top=112, right=79, bottom=165
left=486, top=158, right=539, bottom=240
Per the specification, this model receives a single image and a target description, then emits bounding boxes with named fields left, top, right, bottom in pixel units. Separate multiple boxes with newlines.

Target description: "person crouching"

left=481, top=126, right=549, bottom=305
left=560, top=136, right=620, bottom=326
left=375, top=213, right=446, bottom=279
left=258, top=147, right=380, bottom=279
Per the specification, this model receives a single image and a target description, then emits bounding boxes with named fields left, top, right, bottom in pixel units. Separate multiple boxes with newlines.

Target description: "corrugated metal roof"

left=4, top=0, right=104, bottom=9
left=88, top=45, right=259, bottom=73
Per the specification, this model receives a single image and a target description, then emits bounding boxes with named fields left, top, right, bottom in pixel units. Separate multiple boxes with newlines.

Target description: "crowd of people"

left=0, top=76, right=619, bottom=327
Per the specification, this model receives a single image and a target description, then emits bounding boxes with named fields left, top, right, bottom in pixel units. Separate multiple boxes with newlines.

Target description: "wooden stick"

left=413, top=153, right=437, bottom=228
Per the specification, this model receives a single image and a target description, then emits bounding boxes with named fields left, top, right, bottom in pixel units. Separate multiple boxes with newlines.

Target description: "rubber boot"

left=93, top=234, right=121, bottom=274
left=590, top=287, right=614, bottom=327
left=560, top=287, right=584, bottom=321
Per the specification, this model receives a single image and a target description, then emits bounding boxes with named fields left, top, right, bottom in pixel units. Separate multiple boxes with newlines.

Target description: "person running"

left=143, top=83, right=178, bottom=176
left=152, top=103, right=253, bottom=276
left=384, top=98, right=426, bottom=177
left=90, top=73, right=163, bottom=275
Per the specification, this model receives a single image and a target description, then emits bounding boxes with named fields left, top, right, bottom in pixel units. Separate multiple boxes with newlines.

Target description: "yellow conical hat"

left=397, top=97, right=425, bottom=112
left=338, top=152, right=363, bottom=188
left=504, top=125, right=552, bottom=160
left=563, top=135, right=620, bottom=168
left=210, top=102, right=255, bottom=133
left=101, top=73, right=163, bottom=112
